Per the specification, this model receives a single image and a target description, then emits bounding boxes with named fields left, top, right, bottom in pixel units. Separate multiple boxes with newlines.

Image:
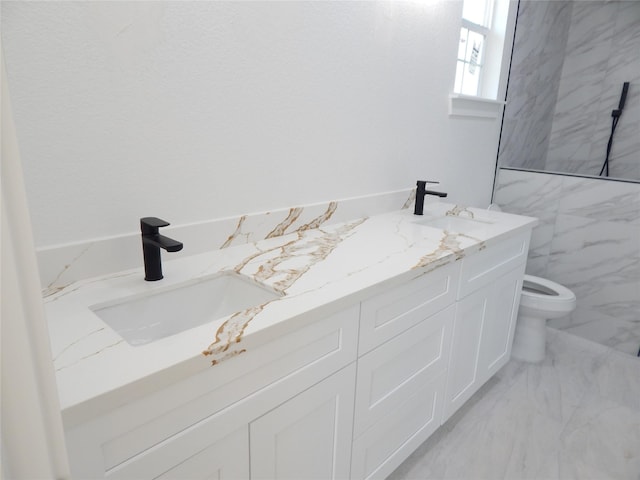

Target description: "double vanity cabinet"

left=60, top=217, right=531, bottom=480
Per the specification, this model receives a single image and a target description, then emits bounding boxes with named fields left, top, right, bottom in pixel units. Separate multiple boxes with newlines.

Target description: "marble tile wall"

left=498, top=0, right=573, bottom=171
left=38, top=188, right=415, bottom=296
left=494, top=168, right=640, bottom=356
left=500, top=1, right=639, bottom=182
left=546, top=1, right=640, bottom=180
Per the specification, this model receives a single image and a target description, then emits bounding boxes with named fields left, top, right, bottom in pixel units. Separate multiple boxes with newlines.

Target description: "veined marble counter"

left=44, top=202, right=537, bottom=427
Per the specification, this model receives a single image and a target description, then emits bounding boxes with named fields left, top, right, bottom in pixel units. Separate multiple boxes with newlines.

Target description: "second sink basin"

left=91, top=273, right=282, bottom=346
left=414, top=215, right=494, bottom=236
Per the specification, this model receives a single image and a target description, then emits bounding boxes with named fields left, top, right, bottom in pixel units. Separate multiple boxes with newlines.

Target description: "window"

left=453, top=0, right=511, bottom=101
left=454, top=0, right=494, bottom=96
left=449, top=0, right=512, bottom=116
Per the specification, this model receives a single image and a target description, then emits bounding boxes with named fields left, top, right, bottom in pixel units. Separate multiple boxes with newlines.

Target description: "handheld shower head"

left=618, top=82, right=630, bottom=110
left=612, top=82, right=630, bottom=118
left=601, top=82, right=630, bottom=176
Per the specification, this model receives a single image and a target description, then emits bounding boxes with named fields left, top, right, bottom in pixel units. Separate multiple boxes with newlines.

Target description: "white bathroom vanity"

left=44, top=203, right=536, bottom=479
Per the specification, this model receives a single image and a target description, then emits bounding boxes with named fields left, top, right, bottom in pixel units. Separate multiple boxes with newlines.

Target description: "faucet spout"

left=414, top=180, right=448, bottom=215
left=142, top=234, right=183, bottom=252
left=141, top=217, right=183, bottom=281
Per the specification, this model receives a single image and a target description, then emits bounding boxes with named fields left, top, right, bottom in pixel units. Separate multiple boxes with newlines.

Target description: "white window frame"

left=455, top=18, right=491, bottom=97
left=450, top=0, right=515, bottom=118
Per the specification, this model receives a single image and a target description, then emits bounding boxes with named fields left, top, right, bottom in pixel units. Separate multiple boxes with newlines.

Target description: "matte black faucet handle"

left=141, top=217, right=170, bottom=235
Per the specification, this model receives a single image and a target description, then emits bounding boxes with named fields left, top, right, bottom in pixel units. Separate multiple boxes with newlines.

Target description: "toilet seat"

left=519, top=274, right=576, bottom=316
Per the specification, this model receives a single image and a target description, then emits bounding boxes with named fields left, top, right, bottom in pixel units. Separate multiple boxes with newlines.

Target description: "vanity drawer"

left=353, top=304, right=454, bottom=437
left=351, top=373, right=447, bottom=480
left=457, top=232, right=529, bottom=299
left=359, top=262, right=459, bottom=354
left=65, top=305, right=359, bottom=479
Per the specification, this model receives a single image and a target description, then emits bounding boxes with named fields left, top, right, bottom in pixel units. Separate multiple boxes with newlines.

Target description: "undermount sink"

left=413, top=215, right=494, bottom=236
left=91, top=273, right=282, bottom=346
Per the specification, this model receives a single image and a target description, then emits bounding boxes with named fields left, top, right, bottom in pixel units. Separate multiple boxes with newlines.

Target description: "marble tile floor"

left=389, top=328, right=640, bottom=480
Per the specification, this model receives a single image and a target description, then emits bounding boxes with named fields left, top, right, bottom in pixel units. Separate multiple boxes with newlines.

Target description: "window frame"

left=450, top=0, right=515, bottom=117
left=455, top=18, right=491, bottom=97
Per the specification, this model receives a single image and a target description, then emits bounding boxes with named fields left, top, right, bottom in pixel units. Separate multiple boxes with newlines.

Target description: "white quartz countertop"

left=44, top=203, right=537, bottom=426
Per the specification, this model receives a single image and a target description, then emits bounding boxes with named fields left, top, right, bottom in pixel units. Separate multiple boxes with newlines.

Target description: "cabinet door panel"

left=69, top=305, right=359, bottom=479
left=250, top=364, right=356, bottom=480
left=442, top=289, right=488, bottom=421
left=155, top=426, right=248, bottom=480
left=106, top=402, right=251, bottom=480
left=351, top=374, right=446, bottom=480
left=354, top=305, right=453, bottom=437
left=444, top=264, right=526, bottom=422
left=478, top=266, right=524, bottom=379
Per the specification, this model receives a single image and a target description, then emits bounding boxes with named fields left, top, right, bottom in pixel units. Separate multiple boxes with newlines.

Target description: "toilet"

left=487, top=204, right=577, bottom=363
left=511, top=274, right=576, bottom=362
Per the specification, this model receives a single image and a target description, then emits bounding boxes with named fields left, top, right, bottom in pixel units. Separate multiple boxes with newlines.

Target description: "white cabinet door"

left=250, top=364, right=356, bottom=480
left=105, top=402, right=251, bottom=480
left=477, top=267, right=523, bottom=379
left=443, top=285, right=487, bottom=421
left=353, top=305, right=454, bottom=437
left=443, top=265, right=524, bottom=421
left=350, top=306, right=453, bottom=480
left=69, top=306, right=359, bottom=480
left=351, top=374, right=446, bottom=480
left=155, top=426, right=249, bottom=480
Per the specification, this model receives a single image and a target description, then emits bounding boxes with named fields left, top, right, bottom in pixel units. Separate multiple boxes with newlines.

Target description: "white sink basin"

left=414, top=215, right=494, bottom=236
left=91, top=273, right=282, bottom=346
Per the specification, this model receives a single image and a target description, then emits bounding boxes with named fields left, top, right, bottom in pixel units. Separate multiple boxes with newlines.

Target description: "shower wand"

left=612, top=82, right=629, bottom=118
left=599, top=82, right=630, bottom=177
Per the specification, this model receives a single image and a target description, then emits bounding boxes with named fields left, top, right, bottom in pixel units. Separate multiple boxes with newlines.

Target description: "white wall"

left=2, top=1, right=503, bottom=251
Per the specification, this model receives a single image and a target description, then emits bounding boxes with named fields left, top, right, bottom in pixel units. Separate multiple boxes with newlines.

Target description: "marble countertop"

left=44, top=202, right=537, bottom=426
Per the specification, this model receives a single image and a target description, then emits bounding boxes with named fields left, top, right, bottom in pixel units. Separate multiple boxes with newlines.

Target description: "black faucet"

left=414, top=180, right=448, bottom=215
left=141, top=217, right=183, bottom=281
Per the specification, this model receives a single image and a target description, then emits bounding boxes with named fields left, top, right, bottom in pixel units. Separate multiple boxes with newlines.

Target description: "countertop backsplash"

left=39, top=188, right=416, bottom=297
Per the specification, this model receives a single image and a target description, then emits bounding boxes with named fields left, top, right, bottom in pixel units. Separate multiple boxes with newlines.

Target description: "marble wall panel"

left=500, top=1, right=639, bottom=181
left=494, top=168, right=640, bottom=356
left=546, top=1, right=640, bottom=180
left=547, top=214, right=639, bottom=306
left=557, top=175, right=640, bottom=225
left=498, top=0, right=572, bottom=171
left=492, top=168, right=564, bottom=215
left=493, top=169, right=562, bottom=277
left=524, top=210, right=557, bottom=278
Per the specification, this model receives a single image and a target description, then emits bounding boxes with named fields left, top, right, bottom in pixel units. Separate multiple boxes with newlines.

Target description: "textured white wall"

left=2, top=1, right=503, bottom=249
